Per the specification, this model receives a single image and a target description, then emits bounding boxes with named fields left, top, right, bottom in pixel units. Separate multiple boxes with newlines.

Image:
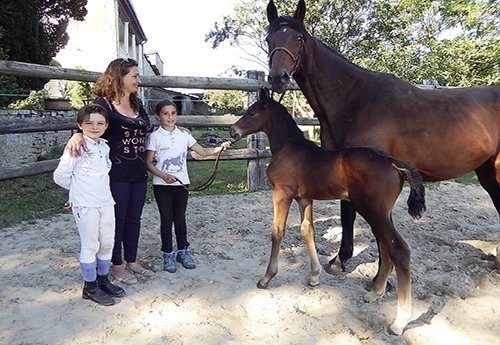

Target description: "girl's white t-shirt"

left=146, top=126, right=197, bottom=186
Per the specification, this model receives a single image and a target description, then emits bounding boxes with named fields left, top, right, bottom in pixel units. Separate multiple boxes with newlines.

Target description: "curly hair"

left=92, top=58, right=142, bottom=113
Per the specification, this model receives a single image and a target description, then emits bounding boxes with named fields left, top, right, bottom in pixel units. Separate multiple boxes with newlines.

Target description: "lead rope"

left=175, top=139, right=239, bottom=192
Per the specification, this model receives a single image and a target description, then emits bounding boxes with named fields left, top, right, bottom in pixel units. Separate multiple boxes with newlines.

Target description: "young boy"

left=146, top=100, right=230, bottom=273
left=54, top=104, right=124, bottom=306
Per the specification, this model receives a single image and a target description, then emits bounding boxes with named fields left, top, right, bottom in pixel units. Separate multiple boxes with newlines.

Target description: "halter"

left=268, top=36, right=304, bottom=78
left=268, top=35, right=305, bottom=103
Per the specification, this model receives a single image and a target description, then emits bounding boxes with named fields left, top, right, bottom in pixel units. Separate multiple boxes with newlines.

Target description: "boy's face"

left=77, top=113, right=108, bottom=141
left=156, top=105, right=177, bottom=128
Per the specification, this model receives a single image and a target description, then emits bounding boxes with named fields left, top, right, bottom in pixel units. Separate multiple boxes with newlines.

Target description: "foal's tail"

left=391, top=159, right=426, bottom=219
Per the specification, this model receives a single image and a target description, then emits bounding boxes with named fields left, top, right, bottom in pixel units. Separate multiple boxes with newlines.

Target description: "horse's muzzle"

left=268, top=68, right=290, bottom=93
left=229, top=126, right=242, bottom=141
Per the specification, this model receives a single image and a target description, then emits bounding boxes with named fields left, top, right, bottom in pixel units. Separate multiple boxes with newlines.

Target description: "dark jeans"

left=153, top=185, right=189, bottom=253
left=110, top=179, right=147, bottom=265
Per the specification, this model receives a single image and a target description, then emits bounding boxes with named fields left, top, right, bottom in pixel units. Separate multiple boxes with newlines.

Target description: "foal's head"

left=230, top=89, right=276, bottom=140
left=266, top=0, right=307, bottom=92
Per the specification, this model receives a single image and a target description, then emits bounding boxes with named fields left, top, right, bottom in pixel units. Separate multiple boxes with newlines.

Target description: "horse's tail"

left=391, top=159, right=426, bottom=219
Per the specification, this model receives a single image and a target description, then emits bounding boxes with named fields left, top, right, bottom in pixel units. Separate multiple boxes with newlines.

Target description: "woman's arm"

left=64, top=132, right=86, bottom=157
left=145, top=150, right=177, bottom=184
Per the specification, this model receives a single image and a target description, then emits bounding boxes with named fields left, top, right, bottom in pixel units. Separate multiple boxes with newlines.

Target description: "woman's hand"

left=63, top=201, right=72, bottom=211
left=65, top=133, right=86, bottom=157
left=177, top=126, right=192, bottom=135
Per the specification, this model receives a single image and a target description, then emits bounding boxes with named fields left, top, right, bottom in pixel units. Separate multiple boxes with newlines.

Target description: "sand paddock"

left=1, top=181, right=499, bottom=344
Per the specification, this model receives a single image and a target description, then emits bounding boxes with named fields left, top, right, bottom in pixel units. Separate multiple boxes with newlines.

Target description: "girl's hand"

left=162, top=174, right=178, bottom=184
left=220, top=141, right=232, bottom=151
left=65, top=133, right=86, bottom=157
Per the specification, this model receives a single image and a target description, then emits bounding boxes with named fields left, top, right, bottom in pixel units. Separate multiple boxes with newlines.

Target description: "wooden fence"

left=0, top=60, right=317, bottom=190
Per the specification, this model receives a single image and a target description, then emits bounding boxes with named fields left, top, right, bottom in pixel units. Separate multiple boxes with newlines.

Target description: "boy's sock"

left=80, top=261, right=97, bottom=282
left=96, top=258, right=111, bottom=276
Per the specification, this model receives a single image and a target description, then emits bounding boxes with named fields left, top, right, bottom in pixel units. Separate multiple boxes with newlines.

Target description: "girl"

left=146, top=100, right=231, bottom=272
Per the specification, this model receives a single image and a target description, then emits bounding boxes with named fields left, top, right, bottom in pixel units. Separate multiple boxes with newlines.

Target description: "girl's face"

left=156, top=105, right=177, bottom=129
left=122, top=66, right=141, bottom=94
left=77, top=113, right=108, bottom=142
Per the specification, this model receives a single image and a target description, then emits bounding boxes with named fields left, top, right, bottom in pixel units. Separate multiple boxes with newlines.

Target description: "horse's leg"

left=297, top=198, right=321, bottom=286
left=361, top=213, right=412, bottom=336
left=475, top=161, right=500, bottom=269
left=257, top=191, right=292, bottom=289
left=328, top=200, right=356, bottom=270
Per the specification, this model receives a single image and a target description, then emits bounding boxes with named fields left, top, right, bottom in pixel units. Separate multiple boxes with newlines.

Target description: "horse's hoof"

left=257, top=280, right=268, bottom=289
left=323, top=262, right=342, bottom=275
left=389, top=324, right=404, bottom=336
left=308, top=276, right=320, bottom=286
left=364, top=290, right=383, bottom=303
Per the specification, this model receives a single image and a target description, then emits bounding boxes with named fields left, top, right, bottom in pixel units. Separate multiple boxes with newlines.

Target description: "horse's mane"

left=268, top=98, right=322, bottom=149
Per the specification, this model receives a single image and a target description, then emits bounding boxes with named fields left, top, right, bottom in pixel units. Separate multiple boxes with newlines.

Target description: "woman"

left=66, top=58, right=154, bottom=284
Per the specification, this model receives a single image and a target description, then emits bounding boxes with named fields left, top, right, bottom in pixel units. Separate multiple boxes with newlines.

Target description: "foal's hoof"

left=257, top=280, right=268, bottom=289
left=364, top=290, right=383, bottom=303
left=308, top=276, right=320, bottom=287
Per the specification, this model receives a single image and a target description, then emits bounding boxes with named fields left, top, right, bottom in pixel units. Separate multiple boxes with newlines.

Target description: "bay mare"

left=266, top=0, right=500, bottom=269
left=230, top=89, right=426, bottom=335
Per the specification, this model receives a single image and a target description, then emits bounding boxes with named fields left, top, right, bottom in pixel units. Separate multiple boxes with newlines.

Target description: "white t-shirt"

left=146, top=126, right=197, bottom=186
left=53, top=135, right=114, bottom=207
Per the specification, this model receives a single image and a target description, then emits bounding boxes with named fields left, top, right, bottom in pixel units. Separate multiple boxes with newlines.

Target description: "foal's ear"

left=259, top=88, right=270, bottom=104
left=294, top=0, right=306, bottom=23
left=267, top=0, right=278, bottom=23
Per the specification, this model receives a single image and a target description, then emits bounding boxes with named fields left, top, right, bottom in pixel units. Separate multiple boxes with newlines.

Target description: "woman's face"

left=122, top=66, right=141, bottom=94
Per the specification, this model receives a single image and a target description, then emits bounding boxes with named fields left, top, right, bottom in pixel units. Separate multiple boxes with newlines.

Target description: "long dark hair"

left=92, top=58, right=142, bottom=113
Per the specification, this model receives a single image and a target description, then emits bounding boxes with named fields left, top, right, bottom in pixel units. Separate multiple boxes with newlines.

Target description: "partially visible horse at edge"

left=229, top=88, right=426, bottom=335
left=266, top=0, right=500, bottom=270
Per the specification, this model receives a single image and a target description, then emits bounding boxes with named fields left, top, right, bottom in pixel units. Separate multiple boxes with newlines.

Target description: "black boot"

left=82, top=281, right=115, bottom=306
left=97, top=274, right=126, bottom=297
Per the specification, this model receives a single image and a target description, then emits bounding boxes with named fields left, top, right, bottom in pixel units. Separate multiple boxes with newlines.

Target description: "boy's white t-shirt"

left=146, top=126, right=197, bottom=186
left=53, top=135, right=114, bottom=207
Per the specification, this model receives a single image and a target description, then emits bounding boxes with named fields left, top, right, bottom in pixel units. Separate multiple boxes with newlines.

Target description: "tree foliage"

left=0, top=0, right=87, bottom=106
left=206, top=0, right=500, bottom=87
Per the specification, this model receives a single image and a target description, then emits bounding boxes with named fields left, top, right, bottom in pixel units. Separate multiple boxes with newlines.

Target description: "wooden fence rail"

left=0, top=60, right=309, bottom=187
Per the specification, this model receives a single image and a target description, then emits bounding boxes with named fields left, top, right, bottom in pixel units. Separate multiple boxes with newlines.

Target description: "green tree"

left=206, top=0, right=500, bottom=87
left=0, top=0, right=87, bottom=106
left=203, top=89, right=248, bottom=115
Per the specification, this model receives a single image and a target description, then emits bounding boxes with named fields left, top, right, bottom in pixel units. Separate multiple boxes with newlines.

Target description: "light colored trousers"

left=72, top=205, right=115, bottom=263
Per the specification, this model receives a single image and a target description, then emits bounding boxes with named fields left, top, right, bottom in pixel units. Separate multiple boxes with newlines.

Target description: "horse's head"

left=230, top=88, right=274, bottom=140
left=266, top=0, right=307, bottom=93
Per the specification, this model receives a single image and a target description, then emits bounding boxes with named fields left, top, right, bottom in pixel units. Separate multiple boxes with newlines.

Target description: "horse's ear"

left=267, top=0, right=278, bottom=23
left=294, top=0, right=306, bottom=23
left=259, top=88, right=270, bottom=104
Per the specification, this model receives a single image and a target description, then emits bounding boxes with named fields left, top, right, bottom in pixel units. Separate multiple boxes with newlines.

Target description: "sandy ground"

left=1, top=181, right=499, bottom=345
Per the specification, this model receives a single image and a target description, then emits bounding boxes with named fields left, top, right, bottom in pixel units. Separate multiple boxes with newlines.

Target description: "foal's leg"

left=328, top=200, right=356, bottom=270
left=257, top=191, right=292, bottom=289
left=475, top=161, right=500, bottom=269
left=365, top=219, right=412, bottom=336
left=297, top=198, right=321, bottom=286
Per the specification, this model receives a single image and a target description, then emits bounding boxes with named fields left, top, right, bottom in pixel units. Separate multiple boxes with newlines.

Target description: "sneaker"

left=176, top=249, right=196, bottom=269
left=163, top=251, right=177, bottom=273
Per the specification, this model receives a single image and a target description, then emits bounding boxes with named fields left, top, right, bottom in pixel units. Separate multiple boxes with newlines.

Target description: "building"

left=53, top=0, right=197, bottom=114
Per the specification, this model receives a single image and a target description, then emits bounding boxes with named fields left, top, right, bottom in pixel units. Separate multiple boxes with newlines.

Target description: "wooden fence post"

left=246, top=70, right=267, bottom=191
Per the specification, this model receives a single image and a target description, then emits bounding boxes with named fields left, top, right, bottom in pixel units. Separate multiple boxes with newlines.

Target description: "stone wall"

left=0, top=109, right=77, bottom=167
